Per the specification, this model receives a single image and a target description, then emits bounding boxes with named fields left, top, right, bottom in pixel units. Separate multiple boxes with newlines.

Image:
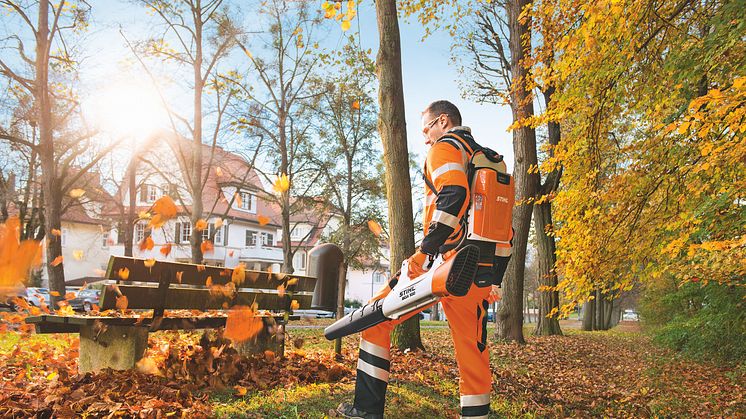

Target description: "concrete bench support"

left=79, top=324, right=148, bottom=373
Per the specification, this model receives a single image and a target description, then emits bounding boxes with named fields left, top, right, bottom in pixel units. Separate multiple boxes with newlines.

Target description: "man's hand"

left=487, top=284, right=502, bottom=303
left=406, top=251, right=432, bottom=279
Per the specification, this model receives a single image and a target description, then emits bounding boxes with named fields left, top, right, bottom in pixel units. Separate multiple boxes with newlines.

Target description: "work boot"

left=335, top=402, right=384, bottom=419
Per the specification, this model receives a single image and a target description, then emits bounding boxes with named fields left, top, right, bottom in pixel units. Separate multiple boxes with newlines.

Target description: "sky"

left=73, top=1, right=515, bottom=172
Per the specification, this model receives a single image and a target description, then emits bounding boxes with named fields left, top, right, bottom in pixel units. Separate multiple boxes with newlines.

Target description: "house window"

left=162, top=183, right=178, bottom=198
left=245, top=230, right=257, bottom=247
left=202, top=223, right=223, bottom=245
left=290, top=225, right=307, bottom=241
left=102, top=231, right=109, bottom=248
left=180, top=222, right=191, bottom=244
left=373, top=272, right=386, bottom=284
left=261, top=232, right=273, bottom=247
left=135, top=223, right=146, bottom=244
left=293, top=251, right=306, bottom=271
left=238, top=191, right=253, bottom=211
left=139, top=184, right=159, bottom=203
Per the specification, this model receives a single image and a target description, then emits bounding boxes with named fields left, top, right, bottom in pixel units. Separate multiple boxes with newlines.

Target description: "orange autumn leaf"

left=151, top=196, right=177, bottom=218
left=51, top=229, right=61, bottom=237
left=150, top=196, right=177, bottom=228
left=215, top=167, right=224, bottom=177
left=0, top=217, right=43, bottom=295
left=234, top=385, right=248, bottom=397
left=116, top=295, right=129, bottom=311
left=144, top=258, right=156, bottom=268
left=367, top=220, right=383, bottom=237
left=175, top=271, right=183, bottom=283
left=201, top=240, right=214, bottom=254
left=118, top=267, right=130, bottom=280
left=215, top=218, right=224, bottom=229
left=136, top=357, right=162, bottom=376
left=277, top=284, right=286, bottom=297
left=257, top=215, right=271, bottom=226
left=160, top=243, right=172, bottom=256
left=51, top=256, right=64, bottom=267
left=206, top=276, right=213, bottom=287
left=264, top=350, right=276, bottom=362
left=290, top=300, right=300, bottom=310
left=234, top=192, right=243, bottom=208
left=232, top=262, right=246, bottom=285
left=195, top=219, right=208, bottom=231
left=228, top=250, right=235, bottom=257
left=50, top=291, right=61, bottom=297
left=351, top=100, right=360, bottom=110
left=139, top=236, right=154, bottom=251
left=224, top=305, right=264, bottom=343
left=197, top=264, right=206, bottom=272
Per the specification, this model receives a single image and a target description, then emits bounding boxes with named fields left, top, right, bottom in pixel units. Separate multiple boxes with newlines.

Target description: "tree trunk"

left=334, top=263, right=348, bottom=354
left=532, top=202, right=562, bottom=336
left=495, top=0, right=537, bottom=344
left=604, top=297, right=614, bottom=329
left=36, top=0, right=63, bottom=305
left=125, top=158, right=137, bottom=257
left=190, top=9, right=204, bottom=264
left=595, top=289, right=605, bottom=330
left=581, top=299, right=594, bottom=331
left=375, top=0, right=422, bottom=351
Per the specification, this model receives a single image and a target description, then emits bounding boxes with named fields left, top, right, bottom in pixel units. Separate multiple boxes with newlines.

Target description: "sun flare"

left=83, top=81, right=167, bottom=138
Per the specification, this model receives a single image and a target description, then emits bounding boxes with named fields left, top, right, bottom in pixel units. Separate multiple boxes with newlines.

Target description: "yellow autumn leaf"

left=73, top=250, right=84, bottom=261
left=68, top=189, right=85, bottom=198
left=341, top=20, right=351, bottom=31
left=273, top=173, right=290, bottom=193
left=144, top=258, right=156, bottom=268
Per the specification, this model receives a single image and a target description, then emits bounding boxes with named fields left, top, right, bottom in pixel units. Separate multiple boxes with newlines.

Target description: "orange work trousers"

left=352, top=279, right=492, bottom=418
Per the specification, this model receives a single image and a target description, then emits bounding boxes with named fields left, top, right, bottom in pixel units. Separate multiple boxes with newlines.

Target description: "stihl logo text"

left=399, top=286, right=415, bottom=300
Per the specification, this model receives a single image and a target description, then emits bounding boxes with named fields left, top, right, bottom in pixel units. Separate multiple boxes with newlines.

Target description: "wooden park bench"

left=25, top=244, right=343, bottom=373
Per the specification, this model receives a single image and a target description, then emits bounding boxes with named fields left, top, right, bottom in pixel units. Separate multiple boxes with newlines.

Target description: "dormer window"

left=237, top=191, right=254, bottom=211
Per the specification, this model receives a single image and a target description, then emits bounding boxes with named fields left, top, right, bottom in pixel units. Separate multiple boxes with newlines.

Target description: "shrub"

left=641, top=280, right=746, bottom=363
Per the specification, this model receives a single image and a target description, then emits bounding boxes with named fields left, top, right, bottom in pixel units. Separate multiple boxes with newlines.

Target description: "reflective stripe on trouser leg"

left=353, top=284, right=437, bottom=414
left=460, top=393, right=490, bottom=418
left=441, top=284, right=493, bottom=418
left=354, top=337, right=391, bottom=415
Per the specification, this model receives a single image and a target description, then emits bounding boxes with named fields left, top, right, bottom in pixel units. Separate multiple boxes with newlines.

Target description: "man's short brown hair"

left=423, top=100, right=462, bottom=126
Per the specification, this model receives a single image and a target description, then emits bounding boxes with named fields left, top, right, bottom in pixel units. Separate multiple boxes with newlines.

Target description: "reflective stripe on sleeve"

left=432, top=210, right=460, bottom=228
left=357, top=358, right=390, bottom=382
left=431, top=162, right=465, bottom=183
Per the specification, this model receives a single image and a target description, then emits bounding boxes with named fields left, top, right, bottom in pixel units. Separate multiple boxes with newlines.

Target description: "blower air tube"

left=324, top=245, right=480, bottom=341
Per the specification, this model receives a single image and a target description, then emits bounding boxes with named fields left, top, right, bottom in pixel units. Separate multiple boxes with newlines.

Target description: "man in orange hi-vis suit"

left=337, top=101, right=502, bottom=419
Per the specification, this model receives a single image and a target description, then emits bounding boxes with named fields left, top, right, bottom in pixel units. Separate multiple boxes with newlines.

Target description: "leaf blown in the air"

left=367, top=220, right=383, bottom=237
left=224, top=305, right=264, bottom=343
left=149, top=196, right=177, bottom=228
left=257, top=215, right=271, bottom=226
left=139, top=236, right=154, bottom=251
left=273, top=173, right=290, bottom=193
left=0, top=217, right=42, bottom=297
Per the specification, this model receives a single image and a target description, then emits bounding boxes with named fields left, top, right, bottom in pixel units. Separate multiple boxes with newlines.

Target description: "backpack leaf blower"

left=324, top=245, right=480, bottom=340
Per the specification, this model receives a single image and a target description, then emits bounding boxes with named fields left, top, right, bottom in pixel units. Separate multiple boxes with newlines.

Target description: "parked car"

left=622, top=309, right=639, bottom=321
left=69, top=288, right=101, bottom=312
left=293, top=309, right=335, bottom=319
left=23, top=287, right=51, bottom=307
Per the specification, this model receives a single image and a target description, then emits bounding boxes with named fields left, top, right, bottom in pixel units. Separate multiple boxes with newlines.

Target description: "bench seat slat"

left=99, top=285, right=313, bottom=311
left=106, top=256, right=315, bottom=291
